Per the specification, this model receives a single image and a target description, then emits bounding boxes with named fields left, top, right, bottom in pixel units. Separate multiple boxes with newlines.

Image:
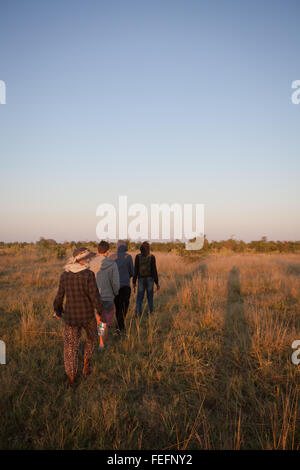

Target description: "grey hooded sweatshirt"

left=89, top=255, right=120, bottom=301
left=110, top=240, right=134, bottom=288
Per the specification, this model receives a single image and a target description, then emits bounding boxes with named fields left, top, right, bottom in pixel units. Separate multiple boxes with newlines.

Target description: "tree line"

left=0, top=236, right=299, bottom=259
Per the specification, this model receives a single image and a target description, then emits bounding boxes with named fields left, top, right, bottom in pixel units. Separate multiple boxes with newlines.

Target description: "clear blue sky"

left=0, top=0, right=299, bottom=242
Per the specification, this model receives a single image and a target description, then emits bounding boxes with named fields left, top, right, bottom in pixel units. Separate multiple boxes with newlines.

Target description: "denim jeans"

left=136, top=277, right=154, bottom=316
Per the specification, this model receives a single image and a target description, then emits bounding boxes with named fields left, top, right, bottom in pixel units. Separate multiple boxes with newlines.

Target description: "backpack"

left=139, top=254, right=152, bottom=277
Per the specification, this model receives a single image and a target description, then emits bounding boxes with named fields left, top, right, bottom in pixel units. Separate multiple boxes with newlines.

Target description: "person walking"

left=110, top=240, right=134, bottom=335
left=133, top=241, right=160, bottom=317
left=53, top=247, right=104, bottom=386
left=89, top=240, right=120, bottom=349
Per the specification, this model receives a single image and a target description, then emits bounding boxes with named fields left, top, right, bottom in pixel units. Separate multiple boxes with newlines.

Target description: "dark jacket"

left=110, top=241, right=134, bottom=287
left=133, top=254, right=159, bottom=286
left=53, top=269, right=104, bottom=327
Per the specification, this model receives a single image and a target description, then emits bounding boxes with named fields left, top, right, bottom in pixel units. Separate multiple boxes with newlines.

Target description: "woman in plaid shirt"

left=54, top=247, right=104, bottom=386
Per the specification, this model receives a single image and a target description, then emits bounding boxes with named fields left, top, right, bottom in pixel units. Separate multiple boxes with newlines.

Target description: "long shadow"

left=210, top=267, right=252, bottom=441
left=198, top=263, right=208, bottom=281
left=273, top=257, right=300, bottom=276
left=283, top=262, right=300, bottom=277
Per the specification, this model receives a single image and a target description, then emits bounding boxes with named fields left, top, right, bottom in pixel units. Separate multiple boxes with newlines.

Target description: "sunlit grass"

left=0, top=250, right=299, bottom=449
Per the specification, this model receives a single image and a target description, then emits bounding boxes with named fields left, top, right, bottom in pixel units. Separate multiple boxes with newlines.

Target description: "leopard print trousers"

left=64, top=317, right=97, bottom=377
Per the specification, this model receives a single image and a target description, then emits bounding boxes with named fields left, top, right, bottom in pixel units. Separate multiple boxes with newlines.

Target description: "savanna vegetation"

left=1, top=234, right=300, bottom=261
left=0, top=245, right=299, bottom=449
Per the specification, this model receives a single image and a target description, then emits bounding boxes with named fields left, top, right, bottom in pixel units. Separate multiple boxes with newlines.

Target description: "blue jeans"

left=136, top=277, right=154, bottom=316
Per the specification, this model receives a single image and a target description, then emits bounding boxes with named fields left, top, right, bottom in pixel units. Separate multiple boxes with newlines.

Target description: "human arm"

left=112, top=262, right=120, bottom=297
left=53, top=273, right=65, bottom=317
left=128, top=255, right=134, bottom=279
left=151, top=255, right=159, bottom=289
left=88, top=271, right=104, bottom=318
left=133, top=254, right=139, bottom=287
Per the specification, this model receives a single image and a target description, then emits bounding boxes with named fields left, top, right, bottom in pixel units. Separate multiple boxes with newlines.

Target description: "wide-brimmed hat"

left=72, top=247, right=96, bottom=262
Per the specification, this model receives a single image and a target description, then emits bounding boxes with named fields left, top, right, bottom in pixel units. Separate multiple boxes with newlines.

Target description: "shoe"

left=98, top=344, right=105, bottom=352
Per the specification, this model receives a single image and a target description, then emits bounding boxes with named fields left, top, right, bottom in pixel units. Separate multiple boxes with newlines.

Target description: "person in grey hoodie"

left=110, top=240, right=134, bottom=334
left=89, top=240, right=120, bottom=348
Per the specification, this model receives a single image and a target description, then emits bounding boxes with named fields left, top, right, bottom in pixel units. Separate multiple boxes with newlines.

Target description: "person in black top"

left=133, top=241, right=159, bottom=316
left=110, top=240, right=134, bottom=334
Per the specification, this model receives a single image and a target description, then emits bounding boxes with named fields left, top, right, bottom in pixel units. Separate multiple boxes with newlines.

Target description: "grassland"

left=0, top=248, right=299, bottom=449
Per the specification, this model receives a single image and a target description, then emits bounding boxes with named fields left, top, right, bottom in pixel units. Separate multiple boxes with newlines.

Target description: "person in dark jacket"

left=133, top=241, right=159, bottom=316
left=53, top=247, right=104, bottom=386
left=110, top=240, right=134, bottom=334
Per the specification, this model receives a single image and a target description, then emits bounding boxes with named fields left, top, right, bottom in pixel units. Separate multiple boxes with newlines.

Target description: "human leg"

left=146, top=277, right=154, bottom=313
left=64, top=322, right=81, bottom=384
left=82, top=317, right=97, bottom=375
left=136, top=279, right=146, bottom=316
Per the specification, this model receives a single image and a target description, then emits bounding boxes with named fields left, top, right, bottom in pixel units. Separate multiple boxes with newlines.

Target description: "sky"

left=0, top=0, right=299, bottom=242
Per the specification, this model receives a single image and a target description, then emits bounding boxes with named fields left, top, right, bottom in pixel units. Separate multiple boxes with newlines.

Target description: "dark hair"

left=117, top=240, right=128, bottom=252
left=140, top=241, right=150, bottom=256
left=98, top=240, right=110, bottom=254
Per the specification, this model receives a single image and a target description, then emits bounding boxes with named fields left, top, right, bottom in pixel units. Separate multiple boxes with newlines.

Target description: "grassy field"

left=0, top=249, right=299, bottom=449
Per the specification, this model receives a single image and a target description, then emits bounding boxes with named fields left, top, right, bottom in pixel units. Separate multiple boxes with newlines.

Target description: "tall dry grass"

left=0, top=250, right=299, bottom=449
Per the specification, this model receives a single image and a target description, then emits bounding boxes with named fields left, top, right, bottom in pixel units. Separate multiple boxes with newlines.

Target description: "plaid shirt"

left=53, top=269, right=104, bottom=326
